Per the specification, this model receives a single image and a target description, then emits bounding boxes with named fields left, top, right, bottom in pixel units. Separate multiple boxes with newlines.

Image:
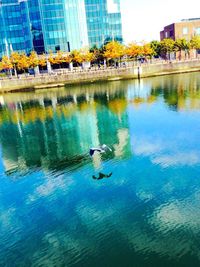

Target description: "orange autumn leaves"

left=0, top=51, right=47, bottom=72
left=103, top=41, right=154, bottom=60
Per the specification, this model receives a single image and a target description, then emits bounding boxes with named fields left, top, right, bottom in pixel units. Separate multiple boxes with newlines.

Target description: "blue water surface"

left=0, top=73, right=200, bottom=267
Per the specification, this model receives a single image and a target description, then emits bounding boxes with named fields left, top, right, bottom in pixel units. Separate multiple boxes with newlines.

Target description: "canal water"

left=0, top=72, right=200, bottom=267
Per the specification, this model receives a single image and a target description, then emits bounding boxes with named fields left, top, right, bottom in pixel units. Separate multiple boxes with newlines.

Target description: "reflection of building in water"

left=95, top=91, right=131, bottom=159
left=0, top=83, right=131, bottom=175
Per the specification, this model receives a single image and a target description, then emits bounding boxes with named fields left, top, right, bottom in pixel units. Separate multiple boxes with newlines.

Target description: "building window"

left=195, top=27, right=200, bottom=35
left=165, top=31, right=168, bottom=38
left=183, top=27, right=188, bottom=35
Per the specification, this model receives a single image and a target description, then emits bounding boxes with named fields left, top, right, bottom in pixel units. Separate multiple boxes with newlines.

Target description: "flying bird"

left=89, top=144, right=112, bottom=156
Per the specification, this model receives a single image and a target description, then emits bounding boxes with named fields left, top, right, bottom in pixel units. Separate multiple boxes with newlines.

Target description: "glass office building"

left=85, top=0, right=123, bottom=47
left=0, top=0, right=33, bottom=57
left=28, top=0, right=45, bottom=54
left=0, top=0, right=123, bottom=57
left=64, top=0, right=89, bottom=50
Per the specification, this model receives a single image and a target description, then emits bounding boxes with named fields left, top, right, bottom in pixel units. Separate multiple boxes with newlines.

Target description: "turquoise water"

left=0, top=73, right=200, bottom=267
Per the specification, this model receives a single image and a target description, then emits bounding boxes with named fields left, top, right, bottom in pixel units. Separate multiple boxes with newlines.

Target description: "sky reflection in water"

left=0, top=73, right=200, bottom=267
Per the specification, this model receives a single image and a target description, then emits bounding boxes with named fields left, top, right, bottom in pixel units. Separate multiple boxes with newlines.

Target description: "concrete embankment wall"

left=0, top=60, right=200, bottom=92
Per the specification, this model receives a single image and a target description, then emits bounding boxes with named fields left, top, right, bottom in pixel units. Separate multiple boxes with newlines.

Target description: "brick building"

left=160, top=18, right=200, bottom=41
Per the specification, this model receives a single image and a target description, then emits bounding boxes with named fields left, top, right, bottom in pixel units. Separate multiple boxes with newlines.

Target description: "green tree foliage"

left=190, top=36, right=200, bottom=57
left=160, top=38, right=175, bottom=59
left=90, top=45, right=104, bottom=63
left=174, top=38, right=190, bottom=59
left=190, top=35, right=200, bottom=49
left=150, top=40, right=161, bottom=57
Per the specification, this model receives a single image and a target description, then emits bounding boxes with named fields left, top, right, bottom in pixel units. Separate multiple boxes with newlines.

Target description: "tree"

left=29, top=51, right=39, bottom=69
left=150, top=40, right=161, bottom=58
left=63, top=52, right=72, bottom=64
left=17, top=53, right=30, bottom=73
left=0, top=56, right=13, bottom=74
left=90, top=45, right=102, bottom=63
left=80, top=48, right=95, bottom=62
left=10, top=52, right=21, bottom=76
left=141, top=43, right=154, bottom=59
left=160, top=38, right=175, bottom=60
left=38, top=54, right=47, bottom=69
left=174, top=38, right=190, bottom=60
left=103, top=41, right=125, bottom=64
left=70, top=50, right=83, bottom=65
left=190, top=36, right=200, bottom=58
left=54, top=51, right=64, bottom=67
left=48, top=51, right=56, bottom=65
left=126, top=43, right=142, bottom=59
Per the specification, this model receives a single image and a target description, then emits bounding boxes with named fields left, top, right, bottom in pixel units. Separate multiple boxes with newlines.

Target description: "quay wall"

left=0, top=60, right=200, bottom=92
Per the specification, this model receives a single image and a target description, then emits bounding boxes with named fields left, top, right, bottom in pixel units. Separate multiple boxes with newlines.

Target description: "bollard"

left=138, top=66, right=142, bottom=79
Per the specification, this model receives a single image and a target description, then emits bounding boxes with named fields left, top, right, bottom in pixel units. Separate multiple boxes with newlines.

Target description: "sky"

left=120, top=0, right=200, bottom=44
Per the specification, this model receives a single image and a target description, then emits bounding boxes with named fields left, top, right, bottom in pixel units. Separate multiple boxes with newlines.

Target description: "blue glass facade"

left=0, top=0, right=33, bottom=57
left=38, top=0, right=69, bottom=52
left=64, top=0, right=89, bottom=50
left=28, top=0, right=45, bottom=54
left=0, top=0, right=123, bottom=57
left=85, top=0, right=123, bottom=47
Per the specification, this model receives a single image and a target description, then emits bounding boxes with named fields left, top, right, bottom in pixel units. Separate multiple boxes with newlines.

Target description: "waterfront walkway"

left=0, top=58, right=200, bottom=92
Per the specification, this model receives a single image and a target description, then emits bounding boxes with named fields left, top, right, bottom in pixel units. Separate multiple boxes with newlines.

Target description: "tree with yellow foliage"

left=141, top=43, right=154, bottom=59
left=38, top=54, right=47, bottom=69
left=63, top=52, right=72, bottom=64
left=81, top=49, right=95, bottom=63
left=70, top=50, right=83, bottom=65
left=104, top=41, right=125, bottom=66
left=54, top=51, right=64, bottom=67
left=17, top=53, right=30, bottom=73
left=10, top=52, right=21, bottom=76
left=29, top=51, right=39, bottom=69
left=126, top=43, right=142, bottom=59
left=48, top=51, right=56, bottom=65
left=0, top=55, right=13, bottom=74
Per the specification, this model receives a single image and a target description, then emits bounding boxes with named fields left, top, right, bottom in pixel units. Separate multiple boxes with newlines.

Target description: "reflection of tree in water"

left=0, top=84, right=131, bottom=175
left=1, top=73, right=199, bottom=175
left=150, top=73, right=200, bottom=111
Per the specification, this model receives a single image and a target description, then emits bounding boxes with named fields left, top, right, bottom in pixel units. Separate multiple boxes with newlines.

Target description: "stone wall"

left=0, top=60, right=200, bottom=92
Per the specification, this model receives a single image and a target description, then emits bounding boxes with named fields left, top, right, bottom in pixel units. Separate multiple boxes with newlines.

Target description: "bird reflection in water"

left=92, top=172, right=113, bottom=180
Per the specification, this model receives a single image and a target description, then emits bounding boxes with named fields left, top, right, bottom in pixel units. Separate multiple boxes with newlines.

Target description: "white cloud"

left=152, top=152, right=200, bottom=167
left=27, top=175, right=74, bottom=203
left=132, top=137, right=200, bottom=168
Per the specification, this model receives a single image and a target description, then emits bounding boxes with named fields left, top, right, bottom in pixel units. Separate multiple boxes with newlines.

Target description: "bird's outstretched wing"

left=89, top=149, right=95, bottom=156
left=89, top=148, right=102, bottom=156
left=89, top=145, right=112, bottom=156
left=101, top=144, right=112, bottom=151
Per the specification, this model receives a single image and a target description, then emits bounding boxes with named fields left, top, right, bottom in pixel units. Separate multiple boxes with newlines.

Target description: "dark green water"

left=0, top=72, right=200, bottom=267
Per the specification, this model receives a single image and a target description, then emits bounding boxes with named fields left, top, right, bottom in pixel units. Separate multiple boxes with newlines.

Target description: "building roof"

left=181, top=18, right=200, bottom=22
